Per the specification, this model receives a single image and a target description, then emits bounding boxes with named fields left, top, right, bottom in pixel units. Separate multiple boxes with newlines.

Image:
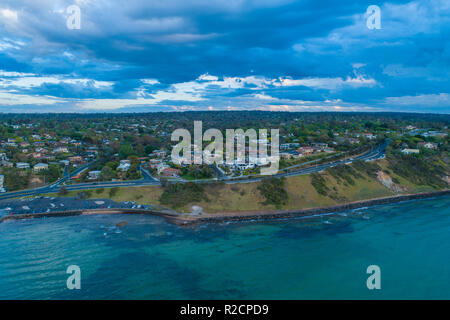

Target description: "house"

left=161, top=167, right=181, bottom=177
left=88, top=170, right=101, bottom=180
left=280, top=143, right=300, bottom=150
left=298, top=146, right=314, bottom=155
left=53, top=146, right=69, bottom=153
left=312, top=143, right=328, bottom=152
left=157, top=162, right=170, bottom=174
left=149, top=159, right=163, bottom=169
left=117, top=160, right=131, bottom=171
left=423, top=131, right=448, bottom=137
left=0, top=174, right=4, bottom=189
left=1, top=161, right=13, bottom=168
left=418, top=142, right=438, bottom=149
left=68, top=156, right=83, bottom=164
left=16, top=162, right=30, bottom=169
left=401, top=148, right=420, bottom=155
left=33, top=163, right=49, bottom=172
left=60, top=160, right=70, bottom=166
left=364, top=133, right=377, bottom=140
left=31, top=152, right=43, bottom=159
left=280, top=152, right=293, bottom=159
left=150, top=150, right=167, bottom=158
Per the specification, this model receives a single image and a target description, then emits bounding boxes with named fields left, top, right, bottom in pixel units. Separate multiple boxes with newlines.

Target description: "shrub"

left=310, top=173, right=329, bottom=196
left=257, top=177, right=288, bottom=207
left=159, top=182, right=206, bottom=208
left=58, top=186, right=68, bottom=196
left=109, top=187, right=119, bottom=197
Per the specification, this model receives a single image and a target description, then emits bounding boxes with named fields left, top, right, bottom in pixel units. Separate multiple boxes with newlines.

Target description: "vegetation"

left=180, top=165, right=214, bottom=180
left=257, top=177, right=288, bottom=207
left=310, top=173, right=329, bottom=196
left=387, top=150, right=448, bottom=188
left=326, top=164, right=363, bottom=186
left=58, top=186, right=68, bottom=195
left=159, top=182, right=207, bottom=209
left=352, top=160, right=381, bottom=178
left=109, top=187, right=119, bottom=197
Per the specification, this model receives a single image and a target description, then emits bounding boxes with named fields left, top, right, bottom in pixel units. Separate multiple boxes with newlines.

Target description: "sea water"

left=0, top=195, right=449, bottom=299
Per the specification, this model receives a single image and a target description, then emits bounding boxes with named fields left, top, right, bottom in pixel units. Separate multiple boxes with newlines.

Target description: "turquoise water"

left=0, top=196, right=449, bottom=299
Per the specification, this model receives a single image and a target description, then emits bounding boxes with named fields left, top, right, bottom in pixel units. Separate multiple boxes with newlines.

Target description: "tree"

left=100, top=165, right=115, bottom=181
left=119, top=143, right=136, bottom=159
left=59, top=186, right=68, bottom=196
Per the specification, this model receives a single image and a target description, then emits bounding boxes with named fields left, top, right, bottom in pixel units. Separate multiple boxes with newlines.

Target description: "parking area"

left=0, top=196, right=156, bottom=217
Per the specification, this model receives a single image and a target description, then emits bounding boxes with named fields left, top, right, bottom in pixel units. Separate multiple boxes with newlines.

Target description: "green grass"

left=37, top=156, right=449, bottom=214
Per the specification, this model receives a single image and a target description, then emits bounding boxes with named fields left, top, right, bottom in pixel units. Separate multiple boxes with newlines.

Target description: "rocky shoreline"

left=169, top=189, right=450, bottom=226
left=1, top=190, right=449, bottom=226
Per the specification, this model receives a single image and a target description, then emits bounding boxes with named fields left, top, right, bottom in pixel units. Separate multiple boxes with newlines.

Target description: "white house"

left=418, top=142, right=438, bottom=149
left=53, top=146, right=69, bottom=153
left=16, top=162, right=30, bottom=169
left=117, top=160, right=131, bottom=171
left=150, top=150, right=167, bottom=158
left=33, top=163, right=49, bottom=172
left=0, top=153, right=7, bottom=161
left=156, top=162, right=170, bottom=174
left=401, top=148, right=420, bottom=155
left=88, top=170, right=101, bottom=180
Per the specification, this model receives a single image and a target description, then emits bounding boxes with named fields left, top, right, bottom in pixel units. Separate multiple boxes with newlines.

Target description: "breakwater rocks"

left=1, top=190, right=449, bottom=226
left=0, top=208, right=178, bottom=224
left=173, top=190, right=450, bottom=226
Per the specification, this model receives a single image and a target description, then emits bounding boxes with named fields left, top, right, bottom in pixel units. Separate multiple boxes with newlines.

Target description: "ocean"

left=0, top=195, right=449, bottom=299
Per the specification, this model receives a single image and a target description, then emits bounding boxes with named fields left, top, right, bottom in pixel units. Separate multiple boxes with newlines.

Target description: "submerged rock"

left=116, top=221, right=128, bottom=228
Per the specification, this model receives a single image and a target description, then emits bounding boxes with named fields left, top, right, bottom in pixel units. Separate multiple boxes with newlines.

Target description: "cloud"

left=384, top=93, right=450, bottom=107
left=0, top=0, right=448, bottom=113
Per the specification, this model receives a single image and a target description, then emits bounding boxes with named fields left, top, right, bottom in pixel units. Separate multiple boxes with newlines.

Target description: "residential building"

left=88, top=170, right=101, bottom=180
left=298, top=146, right=314, bottom=155
left=53, top=146, right=69, bottom=153
left=157, top=162, right=170, bottom=174
left=33, top=163, right=49, bottom=172
left=117, top=160, right=131, bottom=171
left=150, top=150, right=167, bottom=158
left=418, top=142, right=438, bottom=149
left=364, top=133, right=377, bottom=140
left=149, top=159, right=163, bottom=169
left=16, top=162, right=30, bottom=169
left=161, top=167, right=181, bottom=177
left=401, top=148, right=420, bottom=155
left=68, top=156, right=83, bottom=164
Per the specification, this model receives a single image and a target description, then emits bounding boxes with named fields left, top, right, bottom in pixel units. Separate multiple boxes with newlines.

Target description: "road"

left=0, top=142, right=387, bottom=201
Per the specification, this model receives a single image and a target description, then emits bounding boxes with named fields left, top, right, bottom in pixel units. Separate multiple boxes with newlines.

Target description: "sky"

left=0, top=0, right=449, bottom=113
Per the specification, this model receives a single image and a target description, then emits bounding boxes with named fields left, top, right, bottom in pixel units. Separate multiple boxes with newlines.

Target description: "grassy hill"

left=53, top=154, right=449, bottom=214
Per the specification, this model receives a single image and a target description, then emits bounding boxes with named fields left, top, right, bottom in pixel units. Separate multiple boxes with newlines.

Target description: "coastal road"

left=0, top=142, right=387, bottom=200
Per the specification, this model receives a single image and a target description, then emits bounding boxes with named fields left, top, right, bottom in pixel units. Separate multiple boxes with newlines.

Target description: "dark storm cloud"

left=0, top=0, right=449, bottom=112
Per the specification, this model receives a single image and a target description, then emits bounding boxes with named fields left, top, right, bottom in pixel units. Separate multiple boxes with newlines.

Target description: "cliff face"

left=376, top=170, right=405, bottom=193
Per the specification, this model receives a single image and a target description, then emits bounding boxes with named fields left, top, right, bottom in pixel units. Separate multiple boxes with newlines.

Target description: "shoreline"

left=1, top=189, right=449, bottom=226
